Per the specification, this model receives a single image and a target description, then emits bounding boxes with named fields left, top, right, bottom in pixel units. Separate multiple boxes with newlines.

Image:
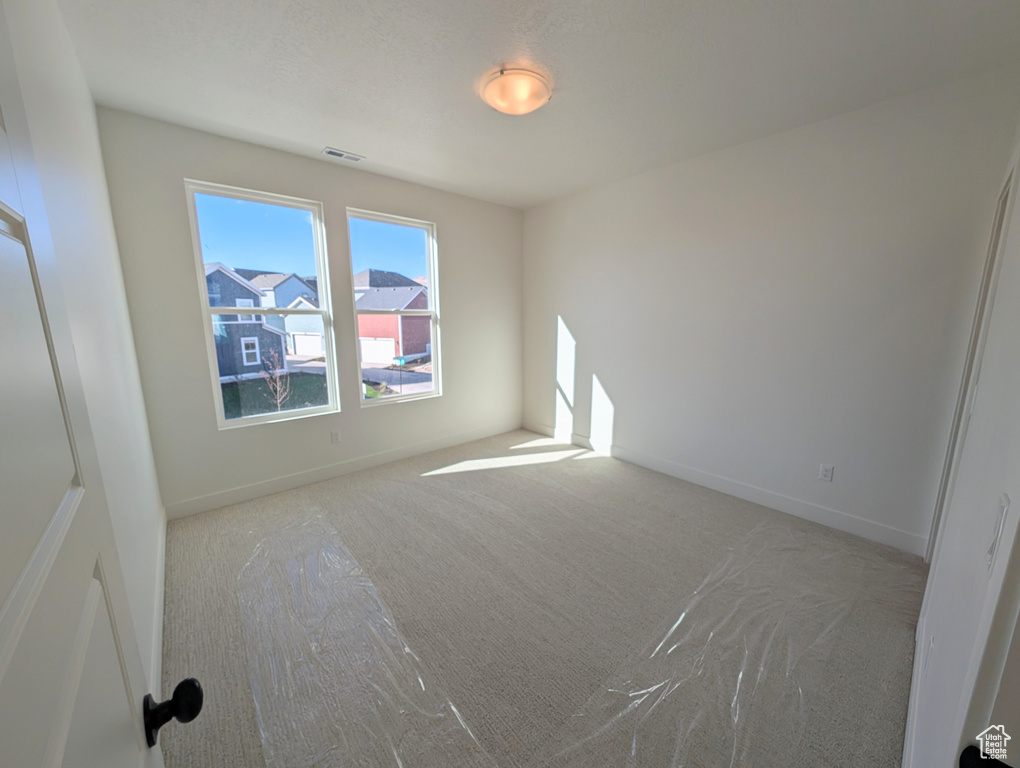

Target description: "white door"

left=0, top=7, right=161, bottom=767
left=901, top=159, right=1020, bottom=766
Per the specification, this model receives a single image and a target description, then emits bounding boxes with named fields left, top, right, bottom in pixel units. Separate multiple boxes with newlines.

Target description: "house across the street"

left=205, top=263, right=287, bottom=377
left=353, top=269, right=431, bottom=364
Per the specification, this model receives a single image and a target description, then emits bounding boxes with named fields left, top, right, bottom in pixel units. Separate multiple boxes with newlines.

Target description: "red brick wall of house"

left=400, top=315, right=431, bottom=356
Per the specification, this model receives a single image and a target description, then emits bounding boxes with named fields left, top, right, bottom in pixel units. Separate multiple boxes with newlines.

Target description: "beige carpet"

left=161, top=430, right=926, bottom=767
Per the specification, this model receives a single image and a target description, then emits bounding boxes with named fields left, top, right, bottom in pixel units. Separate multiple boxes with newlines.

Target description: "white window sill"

left=359, top=390, right=441, bottom=408
left=216, top=403, right=339, bottom=430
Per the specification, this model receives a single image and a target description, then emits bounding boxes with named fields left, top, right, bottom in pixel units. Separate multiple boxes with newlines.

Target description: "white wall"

left=523, top=68, right=1020, bottom=555
left=97, top=109, right=523, bottom=517
left=1, top=0, right=165, bottom=689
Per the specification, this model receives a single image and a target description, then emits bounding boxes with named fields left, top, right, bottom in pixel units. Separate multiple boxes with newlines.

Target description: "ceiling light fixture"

left=481, top=68, right=552, bottom=116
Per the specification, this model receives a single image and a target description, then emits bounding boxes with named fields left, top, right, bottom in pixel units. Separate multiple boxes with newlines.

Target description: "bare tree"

left=260, top=348, right=291, bottom=411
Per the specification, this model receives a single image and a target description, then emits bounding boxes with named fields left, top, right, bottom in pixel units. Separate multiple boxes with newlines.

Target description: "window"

left=241, top=337, right=260, bottom=366
left=235, top=298, right=255, bottom=322
left=347, top=209, right=440, bottom=403
left=186, top=180, right=339, bottom=427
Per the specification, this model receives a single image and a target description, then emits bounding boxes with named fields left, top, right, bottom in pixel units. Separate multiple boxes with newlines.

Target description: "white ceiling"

left=58, top=0, right=1020, bottom=209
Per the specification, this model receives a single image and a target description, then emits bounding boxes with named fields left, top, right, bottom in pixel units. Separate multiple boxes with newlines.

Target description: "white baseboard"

left=150, top=505, right=166, bottom=695
left=165, top=420, right=523, bottom=519
left=523, top=420, right=926, bottom=556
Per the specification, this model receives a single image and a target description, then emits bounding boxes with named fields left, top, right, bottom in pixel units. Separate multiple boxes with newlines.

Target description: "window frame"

left=186, top=179, right=340, bottom=429
left=346, top=207, right=442, bottom=406
left=235, top=298, right=255, bottom=322
left=240, top=336, right=260, bottom=366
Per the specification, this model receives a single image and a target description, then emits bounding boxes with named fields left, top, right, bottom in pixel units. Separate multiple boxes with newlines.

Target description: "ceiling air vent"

left=322, top=147, right=365, bottom=163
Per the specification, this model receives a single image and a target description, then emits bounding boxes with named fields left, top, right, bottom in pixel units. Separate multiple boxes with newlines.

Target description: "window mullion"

left=355, top=309, right=434, bottom=317
left=205, top=305, right=325, bottom=317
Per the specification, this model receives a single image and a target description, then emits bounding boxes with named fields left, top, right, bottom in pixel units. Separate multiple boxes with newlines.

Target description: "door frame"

left=903, top=154, right=1020, bottom=767
left=925, top=168, right=1016, bottom=564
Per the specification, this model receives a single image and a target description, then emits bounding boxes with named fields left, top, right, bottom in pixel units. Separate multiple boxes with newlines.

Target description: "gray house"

left=235, top=270, right=323, bottom=351
left=235, top=270, right=317, bottom=310
left=283, top=295, right=325, bottom=355
left=204, top=263, right=287, bottom=378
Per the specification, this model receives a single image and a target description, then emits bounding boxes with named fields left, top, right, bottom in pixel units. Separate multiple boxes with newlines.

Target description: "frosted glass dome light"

left=481, top=68, right=552, bottom=115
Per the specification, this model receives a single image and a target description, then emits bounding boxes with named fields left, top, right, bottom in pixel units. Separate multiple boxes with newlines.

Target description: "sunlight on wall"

left=556, top=317, right=576, bottom=405
left=422, top=449, right=585, bottom=476
left=554, top=390, right=573, bottom=443
left=589, top=374, right=615, bottom=455
left=555, top=316, right=576, bottom=442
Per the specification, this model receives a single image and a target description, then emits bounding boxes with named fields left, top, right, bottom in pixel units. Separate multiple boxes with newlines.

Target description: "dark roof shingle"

left=353, top=269, right=420, bottom=288
left=355, top=286, right=425, bottom=310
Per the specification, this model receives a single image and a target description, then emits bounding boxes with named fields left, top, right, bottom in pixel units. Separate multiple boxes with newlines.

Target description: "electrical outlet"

left=819, top=464, right=834, bottom=482
left=330, top=430, right=341, bottom=444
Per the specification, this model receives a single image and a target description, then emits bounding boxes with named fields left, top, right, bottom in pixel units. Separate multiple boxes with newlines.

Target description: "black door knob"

left=143, top=678, right=204, bottom=747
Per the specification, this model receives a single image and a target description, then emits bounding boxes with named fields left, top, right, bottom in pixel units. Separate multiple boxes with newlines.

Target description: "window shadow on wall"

left=556, top=315, right=615, bottom=455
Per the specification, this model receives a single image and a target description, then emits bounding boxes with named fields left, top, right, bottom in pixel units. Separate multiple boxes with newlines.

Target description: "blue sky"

left=348, top=216, right=428, bottom=282
left=195, top=193, right=428, bottom=282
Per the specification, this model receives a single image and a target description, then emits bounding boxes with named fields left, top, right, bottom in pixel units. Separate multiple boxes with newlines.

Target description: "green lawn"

left=221, top=372, right=329, bottom=420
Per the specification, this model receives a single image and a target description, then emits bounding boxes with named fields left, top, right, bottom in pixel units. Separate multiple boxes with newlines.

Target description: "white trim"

left=0, top=484, right=83, bottom=682
left=185, top=179, right=340, bottom=430
left=235, top=297, right=255, bottom=322
left=240, top=336, right=260, bottom=366
left=611, top=444, right=925, bottom=554
left=203, top=263, right=266, bottom=296
left=91, top=556, right=145, bottom=751
left=41, top=578, right=102, bottom=768
left=903, top=151, right=1020, bottom=768
left=211, top=316, right=287, bottom=337
left=398, top=313, right=405, bottom=358
left=207, top=305, right=322, bottom=316
left=1, top=208, right=84, bottom=483
left=926, top=167, right=1017, bottom=563
left=164, top=419, right=521, bottom=519
left=217, top=402, right=338, bottom=430
left=345, top=208, right=442, bottom=406
left=346, top=207, right=436, bottom=231
left=360, top=389, right=440, bottom=408
left=525, top=419, right=926, bottom=555
left=354, top=308, right=433, bottom=316
left=149, top=506, right=166, bottom=697
left=212, top=318, right=276, bottom=327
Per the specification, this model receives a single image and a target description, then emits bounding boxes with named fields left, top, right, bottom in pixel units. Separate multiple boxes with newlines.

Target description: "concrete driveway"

left=362, top=365, right=433, bottom=395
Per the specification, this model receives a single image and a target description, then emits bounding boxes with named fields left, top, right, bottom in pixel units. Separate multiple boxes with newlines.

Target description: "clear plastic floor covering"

left=238, top=518, right=495, bottom=767
left=237, top=516, right=925, bottom=767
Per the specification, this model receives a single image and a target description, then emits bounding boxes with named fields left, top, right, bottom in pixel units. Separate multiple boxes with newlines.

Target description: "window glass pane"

left=235, top=298, right=256, bottom=322
left=212, top=313, right=330, bottom=420
left=195, top=193, right=318, bottom=308
left=358, top=313, right=434, bottom=399
left=349, top=216, right=430, bottom=294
